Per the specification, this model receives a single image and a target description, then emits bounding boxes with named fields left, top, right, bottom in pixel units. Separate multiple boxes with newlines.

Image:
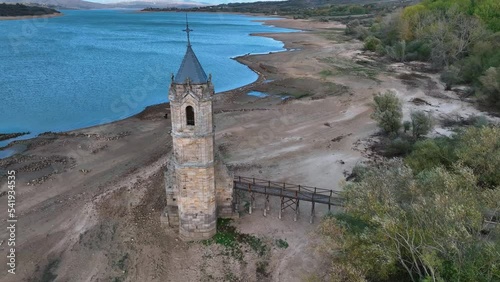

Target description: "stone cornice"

left=171, top=132, right=214, bottom=138
left=172, top=160, right=214, bottom=168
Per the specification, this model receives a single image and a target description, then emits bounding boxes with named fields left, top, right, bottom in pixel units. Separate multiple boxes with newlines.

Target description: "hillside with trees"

left=143, top=0, right=420, bottom=15
left=243, top=0, right=499, bottom=280
left=0, top=3, right=60, bottom=17
left=342, top=0, right=500, bottom=110
left=313, top=1, right=500, bottom=280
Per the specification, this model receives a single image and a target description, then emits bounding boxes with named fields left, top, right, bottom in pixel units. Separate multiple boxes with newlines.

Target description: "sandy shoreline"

left=0, top=12, right=62, bottom=21
left=1, top=15, right=499, bottom=282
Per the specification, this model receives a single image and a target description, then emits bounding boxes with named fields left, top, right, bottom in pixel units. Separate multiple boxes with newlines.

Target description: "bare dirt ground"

left=1, top=18, right=498, bottom=282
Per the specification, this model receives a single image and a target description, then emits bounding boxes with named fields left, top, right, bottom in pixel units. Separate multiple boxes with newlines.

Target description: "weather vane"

left=183, top=13, right=193, bottom=47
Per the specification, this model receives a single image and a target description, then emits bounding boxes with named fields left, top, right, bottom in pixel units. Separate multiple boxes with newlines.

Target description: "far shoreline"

left=0, top=13, right=297, bottom=157
left=0, top=12, right=63, bottom=21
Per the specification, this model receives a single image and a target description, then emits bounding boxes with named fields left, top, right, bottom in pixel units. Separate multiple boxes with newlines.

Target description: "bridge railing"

left=233, top=175, right=343, bottom=203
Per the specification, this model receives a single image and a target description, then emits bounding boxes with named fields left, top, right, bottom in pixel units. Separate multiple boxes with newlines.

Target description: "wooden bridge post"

left=279, top=185, right=284, bottom=220
left=248, top=184, right=253, bottom=214
left=234, top=191, right=238, bottom=211
left=263, top=195, right=270, bottom=217
left=266, top=182, right=271, bottom=212
left=293, top=191, right=299, bottom=222
left=328, top=190, right=332, bottom=211
left=310, top=188, right=316, bottom=224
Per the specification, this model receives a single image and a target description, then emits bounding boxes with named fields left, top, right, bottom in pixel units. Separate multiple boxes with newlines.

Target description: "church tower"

left=167, top=19, right=217, bottom=241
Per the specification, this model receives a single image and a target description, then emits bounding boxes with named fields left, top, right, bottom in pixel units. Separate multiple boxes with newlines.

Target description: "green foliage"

left=410, top=111, right=433, bottom=138
left=202, top=219, right=269, bottom=260
left=371, top=91, right=402, bottom=135
left=41, top=259, right=60, bottom=282
left=375, top=12, right=402, bottom=46
left=345, top=19, right=369, bottom=40
left=385, top=40, right=407, bottom=62
left=0, top=3, right=59, bottom=17
left=363, top=36, right=381, bottom=52
left=474, top=0, right=500, bottom=32
left=327, top=159, right=500, bottom=281
left=440, top=65, right=462, bottom=89
left=405, top=40, right=431, bottom=61
left=406, top=126, right=500, bottom=188
left=403, top=120, right=411, bottom=133
left=455, top=126, right=500, bottom=188
left=458, top=33, right=500, bottom=84
left=405, top=137, right=457, bottom=173
left=274, top=239, right=289, bottom=249
left=385, top=136, right=414, bottom=157
left=478, top=67, right=500, bottom=107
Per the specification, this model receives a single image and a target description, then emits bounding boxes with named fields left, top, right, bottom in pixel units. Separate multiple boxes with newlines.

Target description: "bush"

left=405, top=137, right=457, bottom=173
left=385, top=137, right=413, bottom=157
left=440, top=65, right=462, bottom=90
left=345, top=19, right=369, bottom=40
left=363, top=36, right=381, bottom=52
left=406, top=126, right=500, bottom=187
left=326, top=159, right=500, bottom=282
left=403, top=121, right=411, bottom=133
left=405, top=40, right=431, bottom=61
left=478, top=67, right=500, bottom=108
left=371, top=91, right=402, bottom=135
left=411, top=111, right=433, bottom=138
left=385, top=40, right=407, bottom=62
left=455, top=126, right=500, bottom=187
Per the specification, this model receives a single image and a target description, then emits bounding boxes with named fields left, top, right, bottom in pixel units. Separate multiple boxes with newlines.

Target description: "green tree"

left=405, top=137, right=457, bottom=173
left=478, top=67, right=500, bottom=107
left=371, top=91, right=402, bottom=135
left=474, top=0, right=500, bottom=32
left=324, top=159, right=500, bottom=281
left=455, top=126, right=500, bottom=187
left=411, top=111, right=433, bottom=138
left=363, top=36, right=381, bottom=52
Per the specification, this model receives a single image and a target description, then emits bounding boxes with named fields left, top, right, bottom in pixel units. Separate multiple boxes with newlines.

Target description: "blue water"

left=247, top=91, right=269, bottom=98
left=0, top=10, right=294, bottom=137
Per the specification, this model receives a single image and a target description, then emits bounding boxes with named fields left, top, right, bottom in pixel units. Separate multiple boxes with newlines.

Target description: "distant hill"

left=111, top=1, right=204, bottom=9
left=146, top=0, right=419, bottom=15
left=1, top=0, right=205, bottom=10
left=1, top=0, right=107, bottom=10
left=0, top=3, right=60, bottom=16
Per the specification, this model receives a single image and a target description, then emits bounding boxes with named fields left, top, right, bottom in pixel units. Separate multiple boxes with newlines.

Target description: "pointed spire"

left=174, top=14, right=208, bottom=84
left=183, top=13, right=192, bottom=47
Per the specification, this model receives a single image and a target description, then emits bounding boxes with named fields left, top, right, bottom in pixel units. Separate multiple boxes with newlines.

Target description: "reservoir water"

left=0, top=10, right=294, bottom=140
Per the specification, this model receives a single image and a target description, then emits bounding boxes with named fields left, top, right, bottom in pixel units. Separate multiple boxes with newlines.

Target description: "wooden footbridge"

left=233, top=176, right=344, bottom=223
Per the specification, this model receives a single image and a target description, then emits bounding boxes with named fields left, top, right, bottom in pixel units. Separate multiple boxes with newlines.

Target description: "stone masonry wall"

left=175, top=165, right=217, bottom=240
left=215, top=153, right=237, bottom=219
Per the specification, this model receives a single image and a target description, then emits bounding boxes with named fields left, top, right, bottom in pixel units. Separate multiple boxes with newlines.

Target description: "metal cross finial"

left=183, top=13, right=193, bottom=47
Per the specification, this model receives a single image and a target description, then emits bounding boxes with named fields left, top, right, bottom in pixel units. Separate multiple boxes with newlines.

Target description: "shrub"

left=385, top=137, right=414, bottom=157
left=405, top=137, right=457, bottom=173
left=478, top=67, right=500, bottom=108
left=371, top=91, right=402, bottom=135
left=385, top=40, right=407, bottom=62
left=440, top=65, right=462, bottom=90
left=363, top=36, right=381, bottom=52
left=406, top=40, right=431, bottom=61
left=345, top=19, right=369, bottom=40
left=327, top=159, right=500, bottom=282
left=403, top=121, right=411, bottom=133
left=411, top=111, right=433, bottom=138
left=455, top=126, right=500, bottom=187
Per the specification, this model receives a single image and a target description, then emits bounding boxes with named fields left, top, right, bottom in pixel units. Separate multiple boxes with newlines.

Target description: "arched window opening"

left=186, top=106, right=195, bottom=126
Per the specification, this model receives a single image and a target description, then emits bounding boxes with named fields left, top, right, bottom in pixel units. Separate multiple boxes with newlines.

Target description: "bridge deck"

left=233, top=176, right=343, bottom=207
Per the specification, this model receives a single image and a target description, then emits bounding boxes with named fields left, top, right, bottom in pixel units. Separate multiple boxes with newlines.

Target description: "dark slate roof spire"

left=173, top=14, right=208, bottom=84
left=183, top=13, right=192, bottom=47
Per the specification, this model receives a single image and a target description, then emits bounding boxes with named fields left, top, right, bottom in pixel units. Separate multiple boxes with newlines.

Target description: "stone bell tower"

left=164, top=18, right=236, bottom=241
